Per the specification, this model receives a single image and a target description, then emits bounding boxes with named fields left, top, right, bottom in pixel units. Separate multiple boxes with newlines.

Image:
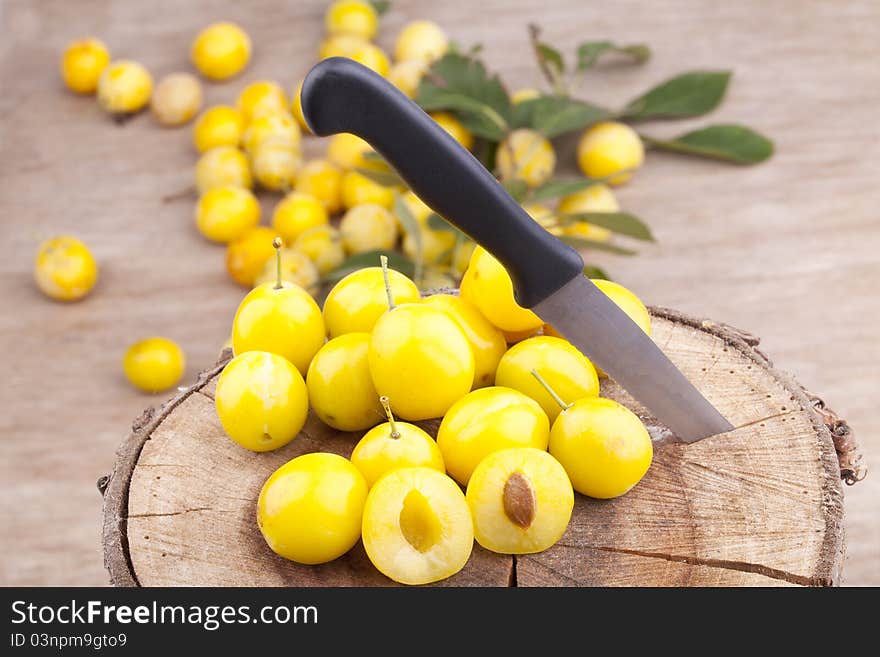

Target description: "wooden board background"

left=0, top=0, right=876, bottom=585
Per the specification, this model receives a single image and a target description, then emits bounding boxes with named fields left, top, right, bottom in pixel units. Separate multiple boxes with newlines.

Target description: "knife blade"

left=532, top=275, right=733, bottom=440
left=301, top=57, right=734, bottom=441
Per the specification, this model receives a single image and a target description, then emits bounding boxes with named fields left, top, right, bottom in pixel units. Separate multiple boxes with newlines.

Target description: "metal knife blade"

left=533, top=275, right=734, bottom=442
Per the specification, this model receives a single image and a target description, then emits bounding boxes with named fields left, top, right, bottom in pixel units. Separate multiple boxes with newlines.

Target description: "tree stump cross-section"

left=101, top=308, right=861, bottom=586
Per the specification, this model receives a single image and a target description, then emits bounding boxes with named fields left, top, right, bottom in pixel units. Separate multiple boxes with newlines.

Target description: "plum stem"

left=530, top=369, right=573, bottom=411
left=380, top=254, right=395, bottom=310
left=380, top=396, right=400, bottom=439
left=272, top=237, right=284, bottom=289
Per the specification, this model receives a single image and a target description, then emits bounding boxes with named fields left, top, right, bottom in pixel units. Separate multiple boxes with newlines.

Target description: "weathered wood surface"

left=103, top=311, right=844, bottom=586
left=0, top=0, right=876, bottom=585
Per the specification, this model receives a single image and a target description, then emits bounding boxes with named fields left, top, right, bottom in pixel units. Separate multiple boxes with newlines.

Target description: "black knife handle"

left=301, top=57, right=584, bottom=308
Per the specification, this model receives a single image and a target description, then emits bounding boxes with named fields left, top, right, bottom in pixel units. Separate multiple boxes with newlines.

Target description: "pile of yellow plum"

left=220, top=241, right=654, bottom=585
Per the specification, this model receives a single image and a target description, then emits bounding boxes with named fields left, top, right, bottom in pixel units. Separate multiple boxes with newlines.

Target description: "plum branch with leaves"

left=527, top=24, right=773, bottom=164
left=350, top=26, right=773, bottom=285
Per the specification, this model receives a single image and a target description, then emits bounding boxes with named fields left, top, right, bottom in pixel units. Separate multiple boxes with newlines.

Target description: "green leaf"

left=582, top=265, right=610, bottom=280
left=529, top=177, right=600, bottom=202
left=322, top=250, right=414, bottom=284
left=431, top=104, right=502, bottom=140
left=426, top=213, right=467, bottom=241
left=512, top=95, right=607, bottom=138
left=576, top=41, right=613, bottom=70
left=369, top=0, right=390, bottom=16
left=393, top=195, right=424, bottom=282
left=641, top=124, right=774, bottom=164
left=576, top=41, right=651, bottom=71
left=420, top=92, right=508, bottom=140
left=528, top=24, right=567, bottom=93
left=416, top=53, right=511, bottom=141
left=536, top=43, right=565, bottom=77
left=558, top=235, right=637, bottom=256
left=502, top=178, right=529, bottom=202
left=557, top=212, right=655, bottom=241
left=355, top=167, right=404, bottom=187
left=623, top=71, right=731, bottom=120
left=620, top=44, right=652, bottom=62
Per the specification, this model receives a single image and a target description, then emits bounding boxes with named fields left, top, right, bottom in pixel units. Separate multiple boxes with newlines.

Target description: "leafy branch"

left=402, top=32, right=776, bottom=280
left=522, top=26, right=773, bottom=165
left=411, top=49, right=654, bottom=271
left=529, top=24, right=651, bottom=96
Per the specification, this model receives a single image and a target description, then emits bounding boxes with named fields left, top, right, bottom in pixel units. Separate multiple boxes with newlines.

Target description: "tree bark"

left=101, top=308, right=862, bottom=587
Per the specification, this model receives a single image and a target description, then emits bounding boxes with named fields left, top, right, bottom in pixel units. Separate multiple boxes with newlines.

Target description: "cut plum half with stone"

left=466, top=448, right=573, bottom=555
left=362, top=467, right=473, bottom=585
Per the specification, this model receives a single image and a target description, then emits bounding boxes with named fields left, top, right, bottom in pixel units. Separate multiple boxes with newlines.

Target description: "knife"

left=301, top=57, right=734, bottom=442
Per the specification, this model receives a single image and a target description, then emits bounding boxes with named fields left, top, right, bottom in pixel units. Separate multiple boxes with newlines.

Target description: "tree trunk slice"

left=101, top=308, right=857, bottom=587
